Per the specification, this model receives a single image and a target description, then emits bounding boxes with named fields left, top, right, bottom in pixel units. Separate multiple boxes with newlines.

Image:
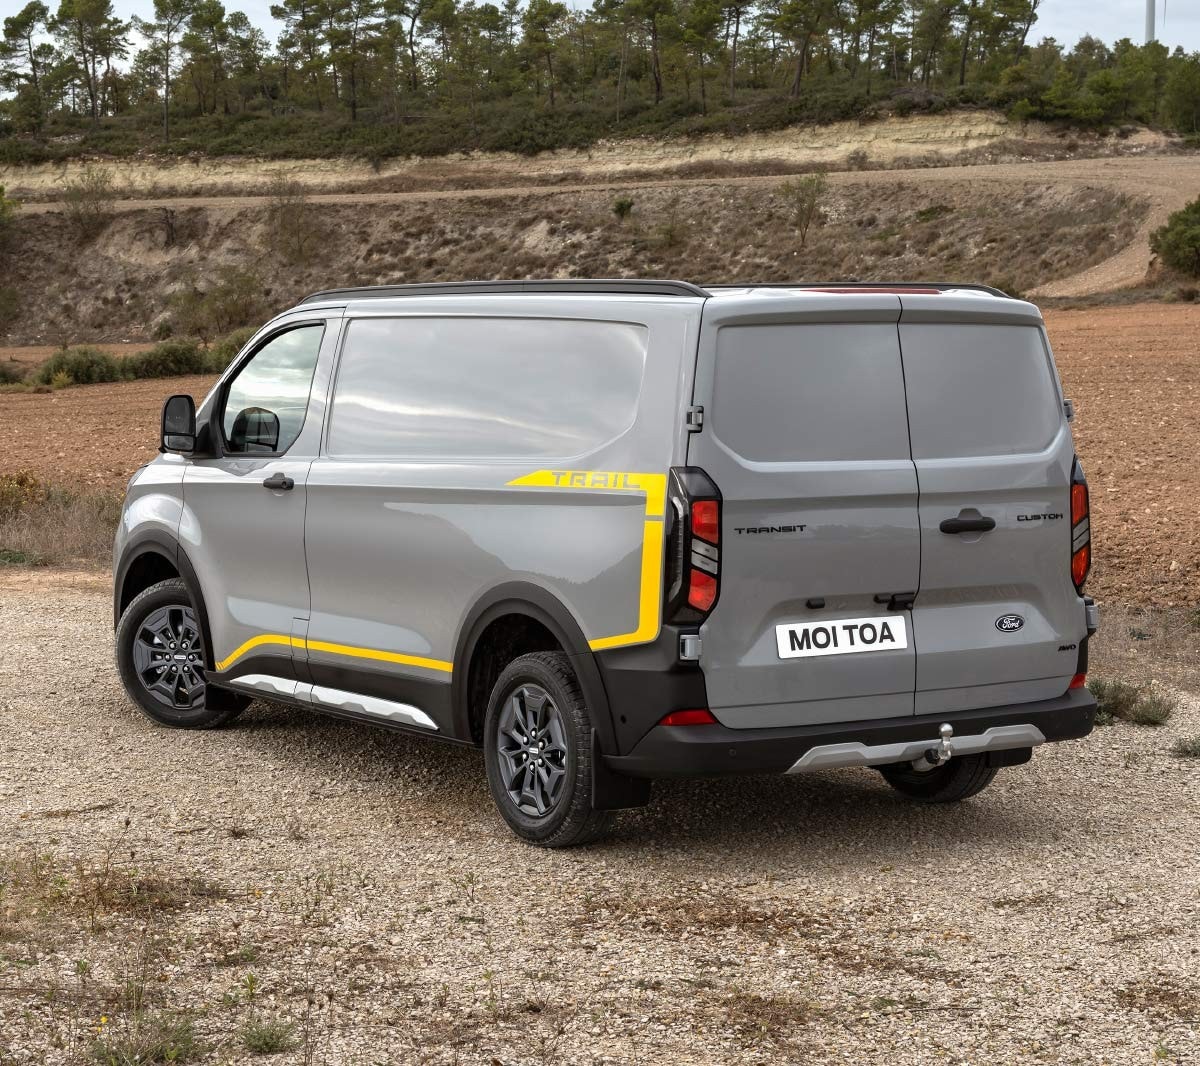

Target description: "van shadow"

left=230, top=701, right=1071, bottom=875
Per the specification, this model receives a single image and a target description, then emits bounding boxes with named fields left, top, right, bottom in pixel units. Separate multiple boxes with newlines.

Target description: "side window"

left=710, top=323, right=911, bottom=463
left=222, top=325, right=324, bottom=455
left=327, top=316, right=647, bottom=460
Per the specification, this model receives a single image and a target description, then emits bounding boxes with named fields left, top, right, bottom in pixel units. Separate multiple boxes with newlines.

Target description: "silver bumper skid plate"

left=786, top=723, right=1047, bottom=773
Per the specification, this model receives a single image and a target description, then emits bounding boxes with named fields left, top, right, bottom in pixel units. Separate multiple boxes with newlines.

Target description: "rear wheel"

left=483, top=651, right=613, bottom=847
left=116, top=578, right=250, bottom=729
left=877, top=753, right=998, bottom=803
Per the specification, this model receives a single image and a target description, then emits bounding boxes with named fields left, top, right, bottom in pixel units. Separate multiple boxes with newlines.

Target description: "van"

left=114, top=280, right=1098, bottom=846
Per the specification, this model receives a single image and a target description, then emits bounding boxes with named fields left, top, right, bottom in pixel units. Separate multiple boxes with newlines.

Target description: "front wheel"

left=483, top=651, right=614, bottom=847
left=877, top=753, right=998, bottom=803
left=115, top=578, right=250, bottom=729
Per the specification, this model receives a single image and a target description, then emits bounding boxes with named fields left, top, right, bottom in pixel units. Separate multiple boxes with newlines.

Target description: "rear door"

left=686, top=293, right=920, bottom=728
left=898, top=295, right=1082, bottom=715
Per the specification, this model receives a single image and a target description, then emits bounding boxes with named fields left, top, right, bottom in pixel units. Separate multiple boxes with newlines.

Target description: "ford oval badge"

left=995, top=614, right=1025, bottom=633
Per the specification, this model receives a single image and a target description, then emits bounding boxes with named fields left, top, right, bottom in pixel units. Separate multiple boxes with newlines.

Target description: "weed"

left=845, top=148, right=870, bottom=170
left=92, top=1011, right=199, bottom=1065
left=0, top=287, right=19, bottom=334
left=1170, top=735, right=1200, bottom=758
left=241, top=1017, right=296, bottom=1055
left=60, top=166, right=116, bottom=240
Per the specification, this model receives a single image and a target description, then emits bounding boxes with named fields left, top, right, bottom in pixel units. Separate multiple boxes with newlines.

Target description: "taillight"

left=1069, top=672, right=1087, bottom=690
left=1070, top=459, right=1090, bottom=593
left=666, top=467, right=722, bottom=623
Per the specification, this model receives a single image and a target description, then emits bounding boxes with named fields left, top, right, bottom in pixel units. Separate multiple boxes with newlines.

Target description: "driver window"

left=222, top=325, right=323, bottom=455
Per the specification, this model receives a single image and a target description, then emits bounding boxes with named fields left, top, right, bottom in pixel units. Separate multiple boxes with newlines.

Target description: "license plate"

left=776, top=615, right=908, bottom=659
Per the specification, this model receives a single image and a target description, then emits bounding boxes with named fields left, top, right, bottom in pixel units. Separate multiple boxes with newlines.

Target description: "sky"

left=103, top=0, right=1199, bottom=53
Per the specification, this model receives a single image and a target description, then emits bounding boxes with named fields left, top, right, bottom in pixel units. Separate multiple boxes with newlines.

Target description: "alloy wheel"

left=495, top=683, right=569, bottom=817
left=131, top=604, right=206, bottom=709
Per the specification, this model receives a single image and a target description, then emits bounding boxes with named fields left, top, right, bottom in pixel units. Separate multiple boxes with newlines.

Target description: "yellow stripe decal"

left=215, top=635, right=452, bottom=675
left=507, top=469, right=668, bottom=652
left=217, top=468, right=667, bottom=671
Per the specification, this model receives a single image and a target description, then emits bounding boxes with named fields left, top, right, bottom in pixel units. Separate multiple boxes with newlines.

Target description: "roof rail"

left=300, top=279, right=710, bottom=304
left=705, top=281, right=1012, bottom=298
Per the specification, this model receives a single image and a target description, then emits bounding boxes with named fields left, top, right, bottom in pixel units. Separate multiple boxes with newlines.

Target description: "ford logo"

left=995, top=614, right=1025, bottom=633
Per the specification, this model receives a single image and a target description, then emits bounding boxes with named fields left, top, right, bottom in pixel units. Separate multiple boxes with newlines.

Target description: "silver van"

left=114, top=280, right=1098, bottom=846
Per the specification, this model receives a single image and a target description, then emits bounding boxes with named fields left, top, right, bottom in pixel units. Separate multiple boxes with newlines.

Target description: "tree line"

left=3, top=0, right=1200, bottom=159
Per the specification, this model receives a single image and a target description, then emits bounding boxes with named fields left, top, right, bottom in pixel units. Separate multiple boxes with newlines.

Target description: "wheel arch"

left=115, top=531, right=215, bottom=671
left=451, top=583, right=615, bottom=752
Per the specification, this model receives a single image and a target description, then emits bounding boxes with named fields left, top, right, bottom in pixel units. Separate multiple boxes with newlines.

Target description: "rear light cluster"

left=1070, top=459, right=1091, bottom=593
left=665, top=467, right=722, bottom=622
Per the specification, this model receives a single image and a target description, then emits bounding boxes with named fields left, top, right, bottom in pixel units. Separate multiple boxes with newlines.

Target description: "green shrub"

left=0, top=359, right=24, bottom=385
left=612, top=196, right=635, bottom=221
left=204, top=326, right=256, bottom=373
left=33, top=346, right=122, bottom=386
left=124, top=340, right=206, bottom=379
left=1150, top=198, right=1200, bottom=277
left=0, top=286, right=19, bottom=333
left=171, top=267, right=267, bottom=344
left=1127, top=691, right=1176, bottom=727
left=778, top=173, right=828, bottom=247
left=1171, top=736, right=1200, bottom=758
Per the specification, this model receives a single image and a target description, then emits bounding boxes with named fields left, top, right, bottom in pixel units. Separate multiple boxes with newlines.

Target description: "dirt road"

left=17, top=155, right=1197, bottom=298
left=0, top=572, right=1197, bottom=1065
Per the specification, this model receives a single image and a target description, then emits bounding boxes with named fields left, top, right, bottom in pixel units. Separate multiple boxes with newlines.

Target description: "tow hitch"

left=912, top=723, right=955, bottom=771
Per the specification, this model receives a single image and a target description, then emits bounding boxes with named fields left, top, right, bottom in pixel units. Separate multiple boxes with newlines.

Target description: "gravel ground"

left=2, top=572, right=1198, bottom=1065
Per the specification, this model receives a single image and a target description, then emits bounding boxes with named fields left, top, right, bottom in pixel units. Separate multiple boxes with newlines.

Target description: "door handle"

left=262, top=473, right=294, bottom=491
left=940, top=516, right=995, bottom=535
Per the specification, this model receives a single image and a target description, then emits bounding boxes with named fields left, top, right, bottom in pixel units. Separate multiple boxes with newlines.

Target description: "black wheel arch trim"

left=451, top=582, right=616, bottom=753
left=114, top=530, right=216, bottom=675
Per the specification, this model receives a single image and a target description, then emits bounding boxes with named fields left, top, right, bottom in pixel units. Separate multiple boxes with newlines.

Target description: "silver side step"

left=786, top=723, right=1046, bottom=773
left=224, top=674, right=438, bottom=732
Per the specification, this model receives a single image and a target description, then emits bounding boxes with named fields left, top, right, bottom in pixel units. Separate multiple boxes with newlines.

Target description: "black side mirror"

left=161, top=394, right=196, bottom=453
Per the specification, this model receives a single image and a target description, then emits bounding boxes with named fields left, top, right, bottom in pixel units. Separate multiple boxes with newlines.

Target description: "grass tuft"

left=92, top=1012, right=199, bottom=1065
left=0, top=472, right=120, bottom=567
left=1171, top=736, right=1200, bottom=758
left=241, top=1018, right=296, bottom=1055
left=1090, top=678, right=1177, bottom=727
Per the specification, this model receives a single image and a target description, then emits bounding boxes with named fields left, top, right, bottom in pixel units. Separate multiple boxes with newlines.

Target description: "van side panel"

left=301, top=296, right=700, bottom=739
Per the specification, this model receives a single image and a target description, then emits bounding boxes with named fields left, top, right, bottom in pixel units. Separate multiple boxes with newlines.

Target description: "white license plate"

left=776, top=615, right=908, bottom=659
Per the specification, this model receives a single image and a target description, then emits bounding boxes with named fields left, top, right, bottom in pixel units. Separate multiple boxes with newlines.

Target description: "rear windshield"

left=709, top=322, right=912, bottom=463
left=900, top=324, right=1061, bottom=459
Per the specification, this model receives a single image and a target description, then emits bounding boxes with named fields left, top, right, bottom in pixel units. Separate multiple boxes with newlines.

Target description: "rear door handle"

left=940, top=516, right=995, bottom=534
left=262, top=473, right=294, bottom=491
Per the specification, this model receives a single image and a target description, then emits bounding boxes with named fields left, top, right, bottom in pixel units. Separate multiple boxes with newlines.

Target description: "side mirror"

left=161, top=394, right=196, bottom=453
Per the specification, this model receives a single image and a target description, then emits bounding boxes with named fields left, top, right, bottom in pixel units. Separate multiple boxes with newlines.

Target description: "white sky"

left=34, top=0, right=1200, bottom=58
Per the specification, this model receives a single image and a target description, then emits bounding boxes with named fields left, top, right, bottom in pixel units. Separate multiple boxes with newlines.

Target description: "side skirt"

left=222, top=673, right=472, bottom=746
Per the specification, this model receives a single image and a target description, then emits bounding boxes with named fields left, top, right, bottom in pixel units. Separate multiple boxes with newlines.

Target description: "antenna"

left=1146, top=0, right=1156, bottom=43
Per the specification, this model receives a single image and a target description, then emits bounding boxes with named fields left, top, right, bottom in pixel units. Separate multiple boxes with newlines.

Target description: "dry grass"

left=0, top=472, right=120, bottom=567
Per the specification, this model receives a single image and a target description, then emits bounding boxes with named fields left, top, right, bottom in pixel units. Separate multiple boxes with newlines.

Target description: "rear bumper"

left=604, top=688, right=1096, bottom=779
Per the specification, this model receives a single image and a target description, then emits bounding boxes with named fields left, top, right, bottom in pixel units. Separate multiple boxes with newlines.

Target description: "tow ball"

left=913, top=723, right=955, bottom=771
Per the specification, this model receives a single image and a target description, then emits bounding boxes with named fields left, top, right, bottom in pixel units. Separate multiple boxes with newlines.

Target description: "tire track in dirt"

left=18, top=155, right=1199, bottom=296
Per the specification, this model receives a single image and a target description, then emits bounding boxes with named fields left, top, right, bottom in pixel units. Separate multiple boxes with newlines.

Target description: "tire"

left=115, top=578, right=251, bottom=729
left=877, top=753, right=998, bottom=803
left=483, top=651, right=614, bottom=847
